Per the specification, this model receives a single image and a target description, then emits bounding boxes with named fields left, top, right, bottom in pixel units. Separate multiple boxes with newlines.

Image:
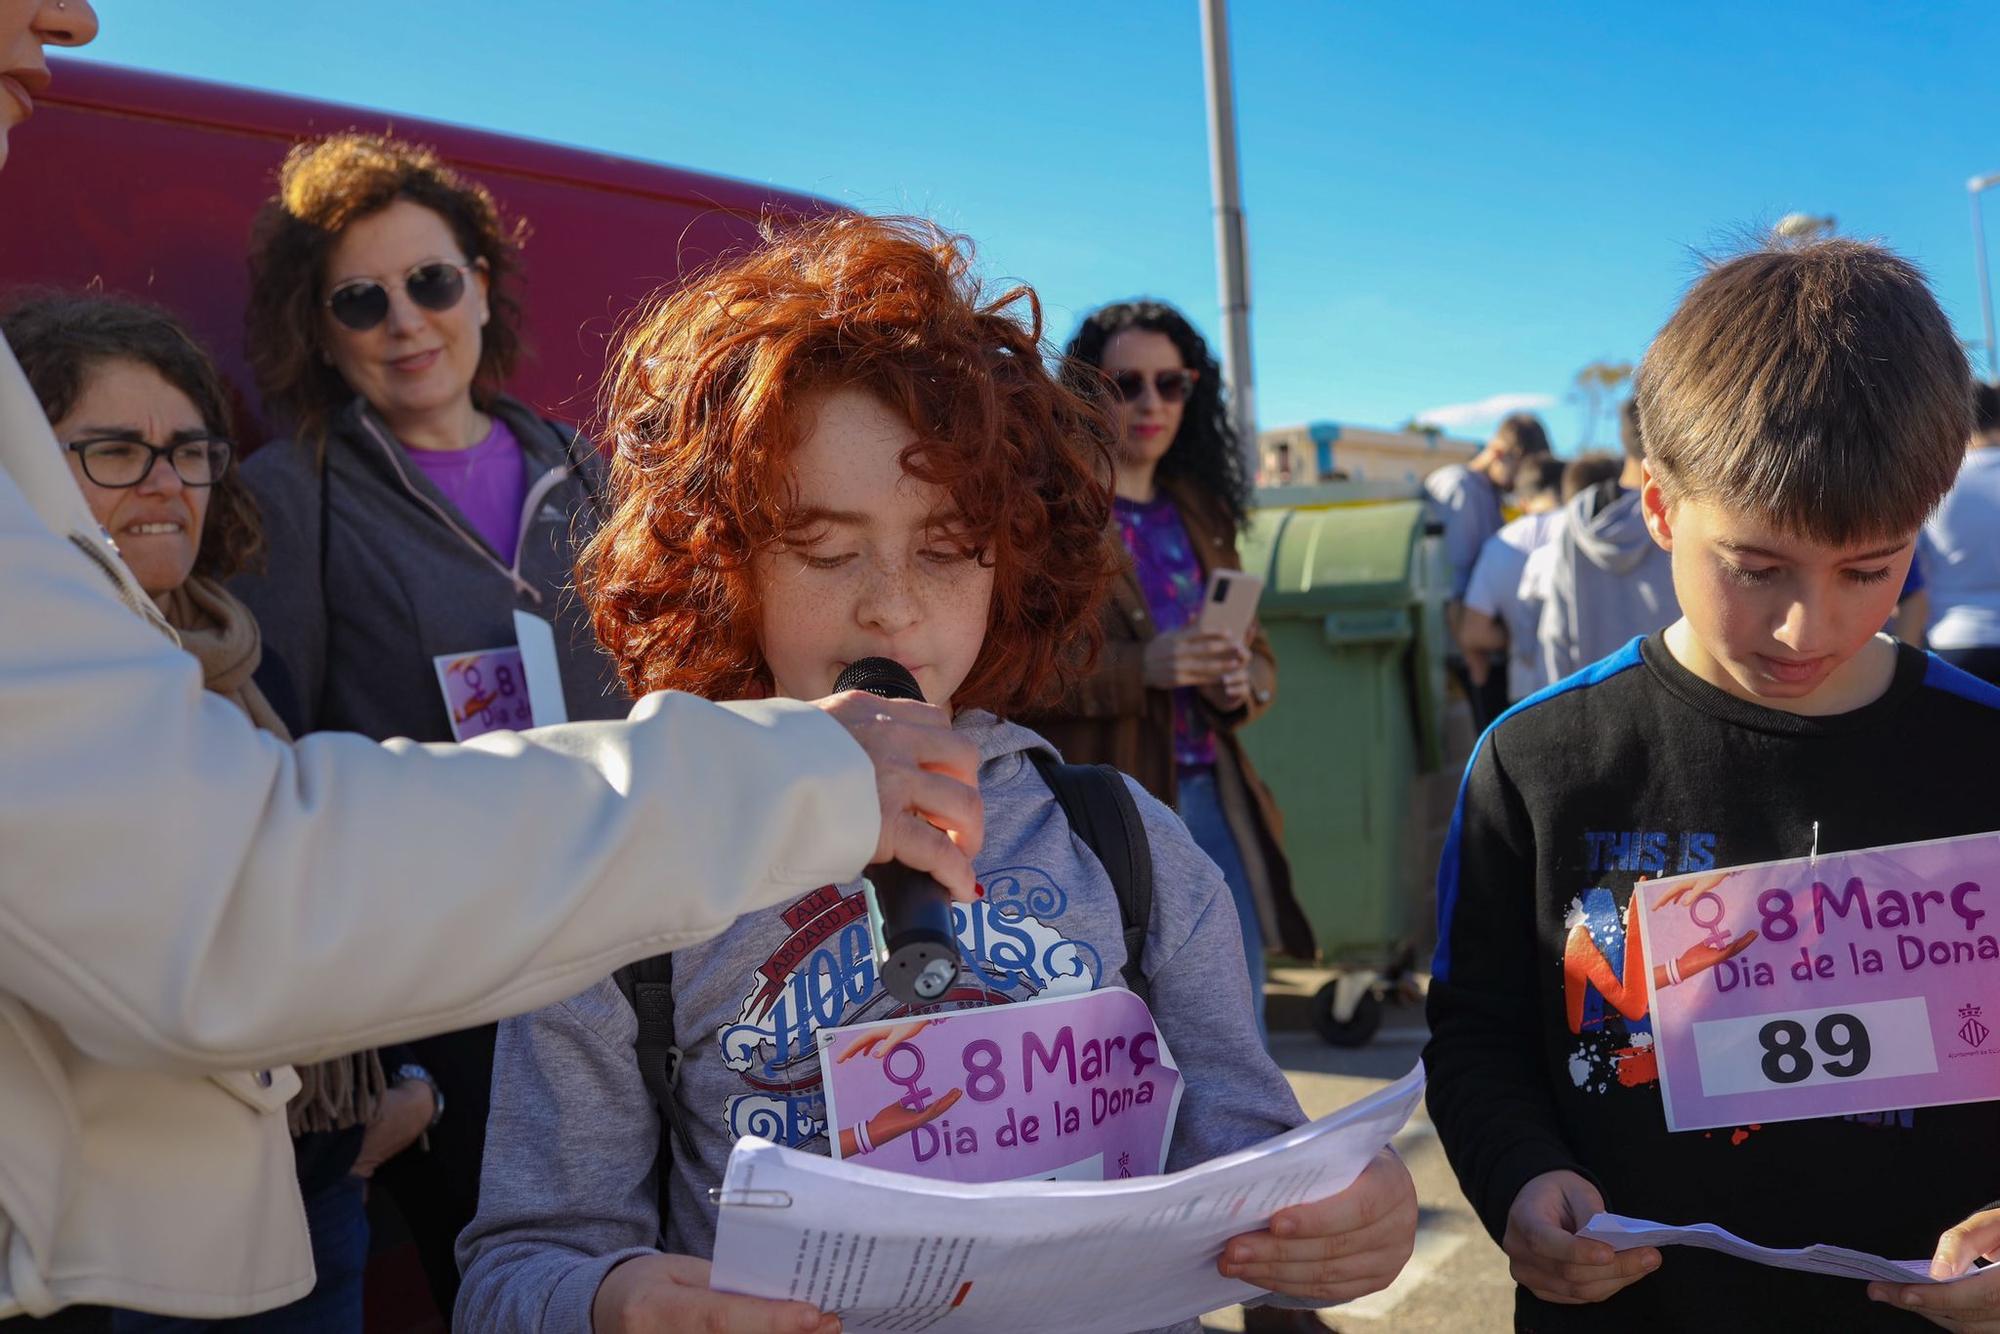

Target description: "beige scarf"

left=162, top=577, right=389, bottom=1136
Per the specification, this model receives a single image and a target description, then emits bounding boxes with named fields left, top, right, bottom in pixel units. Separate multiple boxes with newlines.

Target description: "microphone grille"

left=833, top=657, right=925, bottom=703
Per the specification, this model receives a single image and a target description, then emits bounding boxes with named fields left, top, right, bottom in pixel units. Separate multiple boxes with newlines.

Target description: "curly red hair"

left=579, top=214, right=1117, bottom=714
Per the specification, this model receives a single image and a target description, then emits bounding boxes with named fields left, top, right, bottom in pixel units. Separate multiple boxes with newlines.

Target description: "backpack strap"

left=612, top=951, right=696, bottom=1234
left=1027, top=750, right=1155, bottom=1005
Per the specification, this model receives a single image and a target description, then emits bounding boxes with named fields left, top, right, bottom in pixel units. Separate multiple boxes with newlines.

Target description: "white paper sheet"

left=1580, top=1212, right=1975, bottom=1285
left=709, top=1062, right=1424, bottom=1334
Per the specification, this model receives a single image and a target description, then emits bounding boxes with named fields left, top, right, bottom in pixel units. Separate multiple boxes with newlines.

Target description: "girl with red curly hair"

left=457, top=215, right=1416, bottom=1334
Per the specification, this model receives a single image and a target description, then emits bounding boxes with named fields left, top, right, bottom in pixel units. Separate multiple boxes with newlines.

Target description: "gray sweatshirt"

left=1535, top=482, right=1679, bottom=683
left=456, top=714, right=1306, bottom=1334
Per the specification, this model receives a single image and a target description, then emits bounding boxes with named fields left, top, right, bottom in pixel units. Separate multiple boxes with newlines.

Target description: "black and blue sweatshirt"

left=1426, top=633, right=2000, bottom=1333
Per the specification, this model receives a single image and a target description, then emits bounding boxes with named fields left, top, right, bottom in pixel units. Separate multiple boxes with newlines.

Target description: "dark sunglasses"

left=1110, top=368, right=1199, bottom=404
left=324, top=260, right=478, bottom=332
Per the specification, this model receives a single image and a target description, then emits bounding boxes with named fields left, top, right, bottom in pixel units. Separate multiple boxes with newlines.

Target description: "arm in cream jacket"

left=0, top=336, right=879, bottom=1072
left=0, top=336, right=886, bottom=1320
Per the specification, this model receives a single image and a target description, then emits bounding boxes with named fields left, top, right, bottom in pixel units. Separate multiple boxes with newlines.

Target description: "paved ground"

left=1198, top=969, right=1514, bottom=1334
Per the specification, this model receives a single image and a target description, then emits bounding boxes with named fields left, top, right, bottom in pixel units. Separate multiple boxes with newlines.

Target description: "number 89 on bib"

left=1690, top=997, right=1935, bottom=1099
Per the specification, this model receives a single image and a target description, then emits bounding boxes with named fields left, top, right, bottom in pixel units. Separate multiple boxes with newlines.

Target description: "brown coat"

left=1024, top=475, right=1315, bottom=960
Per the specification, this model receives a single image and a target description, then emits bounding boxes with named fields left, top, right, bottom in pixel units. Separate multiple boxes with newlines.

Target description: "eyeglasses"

left=66, top=434, right=233, bottom=489
left=1109, top=368, right=1199, bottom=404
left=324, top=260, right=478, bottom=332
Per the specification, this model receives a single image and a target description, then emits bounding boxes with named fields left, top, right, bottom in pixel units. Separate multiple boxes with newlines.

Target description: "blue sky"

left=78, top=1, right=2000, bottom=452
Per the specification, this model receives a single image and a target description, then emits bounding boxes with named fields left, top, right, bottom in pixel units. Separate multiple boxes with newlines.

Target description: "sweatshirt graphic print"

left=717, top=871, right=1100, bottom=1152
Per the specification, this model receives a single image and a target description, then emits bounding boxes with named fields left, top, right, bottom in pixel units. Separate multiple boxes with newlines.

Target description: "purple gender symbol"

left=881, top=1041, right=935, bottom=1112
left=1687, top=890, right=1732, bottom=950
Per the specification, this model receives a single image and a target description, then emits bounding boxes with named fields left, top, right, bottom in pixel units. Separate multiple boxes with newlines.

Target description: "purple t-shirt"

left=1115, top=494, right=1215, bottom=769
left=404, top=416, right=528, bottom=566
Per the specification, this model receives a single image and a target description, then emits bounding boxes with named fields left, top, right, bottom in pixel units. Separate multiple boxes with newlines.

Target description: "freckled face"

left=750, top=387, right=996, bottom=706
left=1643, top=476, right=1912, bottom=706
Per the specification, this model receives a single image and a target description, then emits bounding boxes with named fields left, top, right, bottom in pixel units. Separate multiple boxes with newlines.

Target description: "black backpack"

left=612, top=750, right=1155, bottom=1226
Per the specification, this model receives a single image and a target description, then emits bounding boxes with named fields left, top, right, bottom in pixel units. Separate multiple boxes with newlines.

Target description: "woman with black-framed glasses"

left=229, top=130, right=629, bottom=1318
left=7, top=292, right=259, bottom=624
left=1027, top=301, right=1314, bottom=1083
left=4, top=290, right=447, bottom=1334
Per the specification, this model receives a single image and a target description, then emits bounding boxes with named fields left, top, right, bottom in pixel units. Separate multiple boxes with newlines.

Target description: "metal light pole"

left=1199, top=0, right=1258, bottom=471
left=1971, top=173, right=2000, bottom=382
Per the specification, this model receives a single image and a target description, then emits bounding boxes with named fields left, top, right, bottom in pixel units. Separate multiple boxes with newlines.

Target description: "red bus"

left=0, top=57, right=834, bottom=442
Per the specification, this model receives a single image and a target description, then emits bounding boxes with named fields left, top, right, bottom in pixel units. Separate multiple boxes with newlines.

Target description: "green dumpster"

left=1237, top=488, right=1447, bottom=1042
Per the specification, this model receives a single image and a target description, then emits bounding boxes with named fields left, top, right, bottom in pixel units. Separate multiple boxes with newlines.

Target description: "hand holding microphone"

left=813, top=688, right=983, bottom=900
left=827, top=658, right=971, bottom=1004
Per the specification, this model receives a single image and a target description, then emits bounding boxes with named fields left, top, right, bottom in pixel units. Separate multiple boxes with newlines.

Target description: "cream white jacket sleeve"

left=0, top=340, right=880, bottom=1073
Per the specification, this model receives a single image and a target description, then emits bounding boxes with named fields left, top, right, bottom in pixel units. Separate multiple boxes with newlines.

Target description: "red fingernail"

left=974, top=882, right=986, bottom=898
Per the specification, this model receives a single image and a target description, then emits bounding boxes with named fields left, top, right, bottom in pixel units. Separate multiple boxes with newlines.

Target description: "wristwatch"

left=394, top=1063, right=446, bottom=1129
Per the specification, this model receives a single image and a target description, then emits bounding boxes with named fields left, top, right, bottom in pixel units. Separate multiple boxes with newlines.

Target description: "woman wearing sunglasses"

left=1027, top=301, right=1313, bottom=1071
left=229, top=131, right=627, bottom=1317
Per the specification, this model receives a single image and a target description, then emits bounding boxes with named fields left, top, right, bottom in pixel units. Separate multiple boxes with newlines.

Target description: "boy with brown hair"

left=1426, top=238, right=2000, bottom=1331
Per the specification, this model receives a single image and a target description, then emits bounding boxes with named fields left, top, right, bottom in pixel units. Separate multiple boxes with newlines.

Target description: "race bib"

left=433, top=646, right=533, bottom=740
left=1637, top=831, right=2000, bottom=1131
left=817, top=988, right=1184, bottom=1184
left=432, top=612, right=569, bottom=741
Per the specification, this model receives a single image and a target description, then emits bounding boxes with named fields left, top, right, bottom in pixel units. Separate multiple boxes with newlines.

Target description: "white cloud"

left=1412, top=392, right=1556, bottom=431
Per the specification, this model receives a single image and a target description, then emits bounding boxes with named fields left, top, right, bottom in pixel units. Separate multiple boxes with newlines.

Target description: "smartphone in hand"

left=1196, top=568, right=1264, bottom=642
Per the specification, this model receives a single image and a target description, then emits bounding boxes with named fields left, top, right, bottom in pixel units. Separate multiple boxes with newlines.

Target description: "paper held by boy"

left=709, top=1062, right=1425, bottom=1334
left=1634, top=827, right=2000, bottom=1133
left=1580, top=1213, right=1980, bottom=1286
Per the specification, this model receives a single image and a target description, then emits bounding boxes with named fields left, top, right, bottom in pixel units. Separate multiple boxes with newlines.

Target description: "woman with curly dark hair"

left=1028, top=300, right=1313, bottom=1048
left=458, top=217, right=1414, bottom=1334
left=227, top=131, right=628, bottom=1314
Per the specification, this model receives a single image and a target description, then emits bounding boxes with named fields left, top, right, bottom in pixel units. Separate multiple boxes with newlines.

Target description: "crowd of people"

left=1446, top=374, right=2000, bottom=730
left=10, top=4, right=2000, bottom=1334
left=0, top=7, right=1404, bottom=1334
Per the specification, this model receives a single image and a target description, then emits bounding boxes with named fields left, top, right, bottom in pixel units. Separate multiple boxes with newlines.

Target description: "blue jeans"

left=1177, top=765, right=1268, bottom=1042
left=111, top=1176, right=368, bottom=1334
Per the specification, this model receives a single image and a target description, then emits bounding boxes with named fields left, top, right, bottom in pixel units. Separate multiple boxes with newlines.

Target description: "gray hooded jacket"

left=456, top=714, right=1308, bottom=1334
left=231, top=395, right=625, bottom=741
left=1534, top=482, right=1679, bottom=684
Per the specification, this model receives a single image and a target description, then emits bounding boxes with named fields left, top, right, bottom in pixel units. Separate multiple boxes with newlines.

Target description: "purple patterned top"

left=1115, top=494, right=1215, bottom=769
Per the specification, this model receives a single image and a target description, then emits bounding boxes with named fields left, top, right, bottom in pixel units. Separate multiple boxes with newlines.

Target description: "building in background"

left=1258, top=421, right=1479, bottom=488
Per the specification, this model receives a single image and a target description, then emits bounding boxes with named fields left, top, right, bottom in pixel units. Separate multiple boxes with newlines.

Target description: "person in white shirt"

left=1456, top=455, right=1565, bottom=709
left=1919, top=381, right=2000, bottom=682
left=0, top=4, right=981, bottom=1323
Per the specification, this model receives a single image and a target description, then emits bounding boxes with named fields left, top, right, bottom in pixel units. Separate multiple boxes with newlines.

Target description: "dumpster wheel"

left=1311, top=975, right=1384, bottom=1047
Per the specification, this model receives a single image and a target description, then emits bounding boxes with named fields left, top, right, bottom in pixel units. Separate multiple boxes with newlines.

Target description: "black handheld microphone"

left=833, top=657, right=963, bottom=1005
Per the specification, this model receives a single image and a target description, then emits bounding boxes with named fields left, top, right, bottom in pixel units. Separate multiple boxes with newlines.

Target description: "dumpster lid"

left=1241, top=499, right=1430, bottom=614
